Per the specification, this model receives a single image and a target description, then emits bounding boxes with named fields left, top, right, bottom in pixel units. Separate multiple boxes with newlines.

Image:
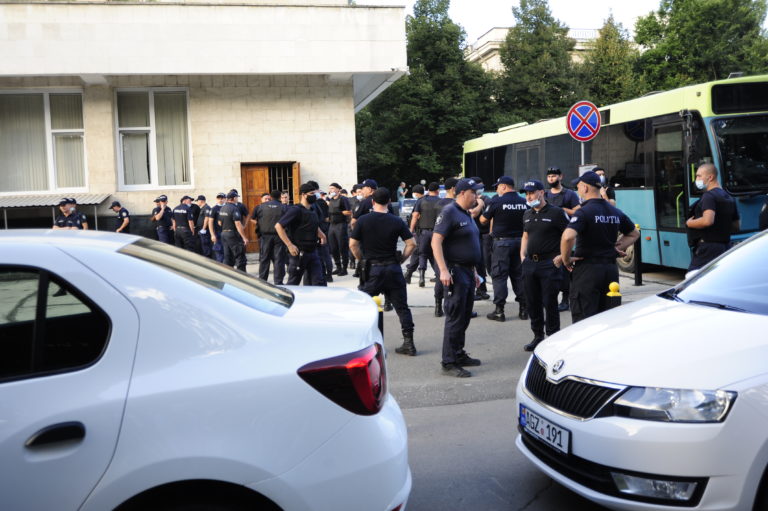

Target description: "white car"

left=0, top=230, right=411, bottom=511
left=516, top=230, right=768, bottom=511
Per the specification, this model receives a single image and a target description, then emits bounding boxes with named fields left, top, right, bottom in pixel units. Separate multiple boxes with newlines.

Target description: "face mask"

left=329, top=192, right=337, bottom=198
left=477, top=188, right=485, bottom=195
left=356, top=194, right=363, bottom=200
left=695, top=179, right=706, bottom=190
left=69, top=207, right=76, bottom=213
left=526, top=199, right=541, bottom=208
left=548, top=180, right=559, bottom=188
left=306, top=194, right=317, bottom=204
left=599, top=176, right=606, bottom=186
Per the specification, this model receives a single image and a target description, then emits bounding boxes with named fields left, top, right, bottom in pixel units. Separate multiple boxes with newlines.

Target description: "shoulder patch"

left=435, top=214, right=443, bottom=225
left=570, top=216, right=578, bottom=223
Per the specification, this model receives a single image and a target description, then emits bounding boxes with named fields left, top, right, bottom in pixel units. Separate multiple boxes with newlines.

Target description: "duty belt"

left=493, top=236, right=521, bottom=241
left=369, top=258, right=398, bottom=266
left=447, top=262, right=475, bottom=270
left=529, top=252, right=558, bottom=262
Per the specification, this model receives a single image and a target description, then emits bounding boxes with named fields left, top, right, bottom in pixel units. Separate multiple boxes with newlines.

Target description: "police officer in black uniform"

left=327, top=182, right=351, bottom=275
left=195, top=195, right=212, bottom=257
left=546, top=166, right=581, bottom=311
left=53, top=198, right=88, bottom=229
left=561, top=171, right=639, bottom=323
left=350, top=187, right=417, bottom=355
left=432, top=178, right=484, bottom=378
left=685, top=163, right=740, bottom=271
left=253, top=190, right=288, bottom=285
left=152, top=195, right=174, bottom=244
left=519, top=180, right=568, bottom=351
left=408, top=182, right=442, bottom=288
left=352, top=179, right=396, bottom=221
left=227, top=189, right=250, bottom=270
left=275, top=183, right=328, bottom=286
left=109, top=201, right=130, bottom=233
left=482, top=176, right=528, bottom=322
left=207, top=192, right=227, bottom=263
left=172, top=195, right=197, bottom=252
left=218, top=191, right=250, bottom=271
left=472, top=177, right=492, bottom=301
left=431, top=177, right=459, bottom=317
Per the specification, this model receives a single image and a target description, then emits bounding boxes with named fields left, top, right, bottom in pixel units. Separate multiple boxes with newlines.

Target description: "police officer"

left=152, top=195, right=174, bottom=244
left=593, top=167, right=616, bottom=205
left=207, top=192, right=227, bottom=263
left=348, top=184, right=362, bottom=272
left=253, top=190, right=288, bottom=285
left=305, top=181, right=333, bottom=283
left=432, top=178, right=484, bottom=378
left=172, top=195, right=197, bottom=252
left=546, top=166, right=581, bottom=312
left=110, top=201, right=130, bottom=233
left=519, top=180, right=568, bottom=351
left=473, top=177, right=492, bottom=302
left=195, top=195, right=212, bottom=257
left=403, top=183, right=425, bottom=283
left=352, top=179, right=395, bottom=222
left=561, top=171, right=639, bottom=323
left=409, top=182, right=442, bottom=288
left=431, top=177, right=459, bottom=318
left=350, top=187, right=417, bottom=355
left=685, top=163, right=740, bottom=271
left=227, top=189, right=250, bottom=270
left=327, top=182, right=352, bottom=275
left=275, top=183, right=328, bottom=286
left=482, top=176, right=528, bottom=322
left=218, top=191, right=250, bottom=271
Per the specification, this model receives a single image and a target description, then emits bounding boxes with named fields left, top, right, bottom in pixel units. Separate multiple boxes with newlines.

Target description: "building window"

left=117, top=89, right=190, bottom=189
left=0, top=92, right=85, bottom=194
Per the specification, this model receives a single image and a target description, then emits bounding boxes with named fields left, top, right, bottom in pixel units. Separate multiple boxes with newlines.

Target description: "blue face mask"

left=695, top=179, right=706, bottom=190
left=477, top=188, right=485, bottom=195
left=526, top=199, right=541, bottom=208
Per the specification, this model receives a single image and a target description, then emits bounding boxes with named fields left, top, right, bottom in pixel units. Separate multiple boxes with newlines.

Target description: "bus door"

left=652, top=121, right=691, bottom=269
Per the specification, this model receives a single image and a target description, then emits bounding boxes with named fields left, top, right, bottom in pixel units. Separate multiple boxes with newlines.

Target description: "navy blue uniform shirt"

left=353, top=197, right=395, bottom=218
left=695, top=187, right=739, bottom=244
left=207, top=204, right=223, bottom=234
left=218, top=203, right=243, bottom=231
left=173, top=203, right=194, bottom=229
left=434, top=203, right=481, bottom=265
left=351, top=211, right=412, bottom=260
left=115, top=207, right=130, bottom=232
left=523, top=204, right=568, bottom=256
left=482, top=191, right=528, bottom=238
left=152, top=206, right=173, bottom=228
left=566, top=199, right=634, bottom=259
left=56, top=211, right=87, bottom=229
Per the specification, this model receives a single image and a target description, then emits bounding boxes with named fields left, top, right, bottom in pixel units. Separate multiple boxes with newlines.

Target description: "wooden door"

left=241, top=164, right=270, bottom=253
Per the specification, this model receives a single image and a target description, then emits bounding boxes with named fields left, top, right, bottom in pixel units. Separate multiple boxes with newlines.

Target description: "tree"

left=496, top=0, right=579, bottom=123
left=581, top=16, right=644, bottom=106
left=635, top=0, right=768, bottom=90
left=355, top=0, right=506, bottom=187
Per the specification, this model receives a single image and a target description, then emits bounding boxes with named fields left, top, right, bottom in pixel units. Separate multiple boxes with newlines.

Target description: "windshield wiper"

left=658, top=288, right=683, bottom=302
left=686, top=299, right=746, bottom=312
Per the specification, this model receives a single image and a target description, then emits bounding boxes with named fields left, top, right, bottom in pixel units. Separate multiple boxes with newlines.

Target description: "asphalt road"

left=247, top=254, right=685, bottom=510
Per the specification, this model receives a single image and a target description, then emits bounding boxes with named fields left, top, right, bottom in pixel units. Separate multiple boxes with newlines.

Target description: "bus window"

left=654, top=126, right=686, bottom=229
left=712, top=115, right=768, bottom=194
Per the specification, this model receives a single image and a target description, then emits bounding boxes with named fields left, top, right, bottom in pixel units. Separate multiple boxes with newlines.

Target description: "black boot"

left=519, top=304, right=529, bottom=320
left=475, top=283, right=490, bottom=300
left=524, top=336, right=545, bottom=352
left=325, top=271, right=333, bottom=283
left=434, top=298, right=444, bottom=317
left=486, top=304, right=505, bottom=322
left=418, top=269, right=426, bottom=288
left=558, top=291, right=569, bottom=311
left=349, top=260, right=356, bottom=270
left=383, top=297, right=393, bottom=311
left=404, top=268, right=414, bottom=284
left=332, top=262, right=341, bottom=275
left=395, top=332, right=417, bottom=356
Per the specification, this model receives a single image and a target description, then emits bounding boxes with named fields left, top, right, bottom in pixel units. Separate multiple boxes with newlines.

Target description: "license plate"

left=519, top=404, right=570, bottom=454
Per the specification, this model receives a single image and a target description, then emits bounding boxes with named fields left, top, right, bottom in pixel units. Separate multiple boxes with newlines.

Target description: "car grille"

left=524, top=357, right=621, bottom=419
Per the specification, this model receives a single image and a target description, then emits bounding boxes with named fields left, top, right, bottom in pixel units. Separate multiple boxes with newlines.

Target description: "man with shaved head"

left=686, top=163, right=740, bottom=271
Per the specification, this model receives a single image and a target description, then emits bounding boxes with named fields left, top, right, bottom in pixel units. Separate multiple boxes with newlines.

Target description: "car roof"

left=0, top=229, right=136, bottom=253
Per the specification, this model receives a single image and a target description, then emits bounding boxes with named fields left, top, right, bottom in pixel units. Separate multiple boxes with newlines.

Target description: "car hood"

left=535, top=296, right=768, bottom=390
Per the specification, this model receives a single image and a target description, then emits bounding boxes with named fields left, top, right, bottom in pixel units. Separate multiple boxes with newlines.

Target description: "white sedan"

left=0, top=230, right=411, bottom=511
left=516, top=230, right=768, bottom=510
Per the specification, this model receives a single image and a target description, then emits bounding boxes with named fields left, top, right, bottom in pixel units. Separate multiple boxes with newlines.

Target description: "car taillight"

left=298, top=344, right=387, bottom=416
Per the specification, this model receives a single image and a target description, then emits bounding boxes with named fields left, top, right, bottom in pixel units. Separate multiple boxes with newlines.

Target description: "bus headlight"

left=614, top=387, right=736, bottom=422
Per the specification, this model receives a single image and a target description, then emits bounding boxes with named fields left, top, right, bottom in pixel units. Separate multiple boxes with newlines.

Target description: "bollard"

left=634, top=223, right=643, bottom=286
left=606, top=281, right=622, bottom=309
left=372, top=295, right=384, bottom=336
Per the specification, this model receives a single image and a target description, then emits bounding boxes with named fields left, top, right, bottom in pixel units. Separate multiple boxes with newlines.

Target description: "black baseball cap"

left=372, top=187, right=391, bottom=205
left=216, top=192, right=226, bottom=199
left=158, top=195, right=168, bottom=202
left=226, top=191, right=239, bottom=199
left=522, top=179, right=544, bottom=192
left=299, top=183, right=315, bottom=195
left=58, top=197, right=69, bottom=206
left=196, top=195, right=206, bottom=201
left=546, top=166, right=562, bottom=175
left=362, top=179, right=378, bottom=189
left=493, top=176, right=515, bottom=188
left=329, top=182, right=342, bottom=189
left=455, top=178, right=483, bottom=194
left=181, top=195, right=193, bottom=202
left=573, top=171, right=602, bottom=188
left=110, top=200, right=121, bottom=208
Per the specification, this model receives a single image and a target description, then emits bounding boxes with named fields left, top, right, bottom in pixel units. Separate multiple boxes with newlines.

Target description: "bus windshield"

left=712, top=115, right=768, bottom=194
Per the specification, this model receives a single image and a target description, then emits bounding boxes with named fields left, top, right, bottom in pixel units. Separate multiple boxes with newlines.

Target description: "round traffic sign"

left=566, top=101, right=601, bottom=142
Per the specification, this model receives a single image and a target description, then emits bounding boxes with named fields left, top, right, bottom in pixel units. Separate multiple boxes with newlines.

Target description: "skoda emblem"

left=552, top=359, right=565, bottom=375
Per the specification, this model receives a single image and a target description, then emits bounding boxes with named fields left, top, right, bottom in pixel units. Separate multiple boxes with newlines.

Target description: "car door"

left=0, top=244, right=139, bottom=511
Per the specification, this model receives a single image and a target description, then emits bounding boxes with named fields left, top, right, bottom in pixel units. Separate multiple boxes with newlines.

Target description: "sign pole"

left=581, top=142, right=585, bottom=165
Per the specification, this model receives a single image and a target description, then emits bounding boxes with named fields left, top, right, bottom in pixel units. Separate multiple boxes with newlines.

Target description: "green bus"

left=463, top=74, right=768, bottom=270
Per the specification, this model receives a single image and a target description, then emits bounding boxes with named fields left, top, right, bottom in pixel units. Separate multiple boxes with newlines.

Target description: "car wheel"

left=617, top=244, right=636, bottom=273
left=755, top=466, right=768, bottom=511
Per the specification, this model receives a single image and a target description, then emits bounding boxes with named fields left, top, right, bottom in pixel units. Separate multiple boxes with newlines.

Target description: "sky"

left=355, top=0, right=765, bottom=45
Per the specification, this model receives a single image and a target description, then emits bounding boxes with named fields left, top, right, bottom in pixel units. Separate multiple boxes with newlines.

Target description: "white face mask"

left=356, top=194, right=363, bottom=200
left=599, top=175, right=606, bottom=186
left=477, top=188, right=485, bottom=195
left=695, top=179, right=706, bottom=190
left=329, top=192, right=337, bottom=198
left=526, top=199, right=541, bottom=208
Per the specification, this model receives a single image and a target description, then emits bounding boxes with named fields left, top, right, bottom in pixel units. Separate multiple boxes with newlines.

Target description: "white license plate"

left=520, top=404, right=570, bottom=454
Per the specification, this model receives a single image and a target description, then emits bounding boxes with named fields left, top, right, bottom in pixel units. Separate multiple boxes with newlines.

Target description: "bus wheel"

left=617, top=244, right=636, bottom=273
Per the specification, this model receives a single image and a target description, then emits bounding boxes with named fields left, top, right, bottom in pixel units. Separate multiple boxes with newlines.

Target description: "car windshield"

left=120, top=238, right=294, bottom=315
left=665, top=231, right=768, bottom=315
left=712, top=115, right=768, bottom=194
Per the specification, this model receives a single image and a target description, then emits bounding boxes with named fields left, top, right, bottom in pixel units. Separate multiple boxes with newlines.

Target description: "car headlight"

left=613, top=387, right=737, bottom=423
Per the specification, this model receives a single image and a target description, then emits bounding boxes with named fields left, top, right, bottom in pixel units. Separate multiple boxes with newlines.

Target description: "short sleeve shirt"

left=696, top=187, right=739, bottom=243
left=566, top=199, right=635, bottom=259
left=482, top=191, right=528, bottom=238
left=546, top=188, right=581, bottom=211
left=218, top=203, right=242, bottom=231
left=434, top=203, right=481, bottom=265
left=523, top=204, right=568, bottom=256
left=351, top=212, right=412, bottom=260
left=115, top=208, right=130, bottom=232
left=152, top=206, right=173, bottom=228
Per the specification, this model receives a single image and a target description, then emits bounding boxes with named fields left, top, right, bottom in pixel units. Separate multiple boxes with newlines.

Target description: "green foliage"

left=635, top=0, right=768, bottom=90
left=496, top=0, right=579, bottom=123
left=355, top=0, right=503, bottom=187
left=581, top=16, right=645, bottom=106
